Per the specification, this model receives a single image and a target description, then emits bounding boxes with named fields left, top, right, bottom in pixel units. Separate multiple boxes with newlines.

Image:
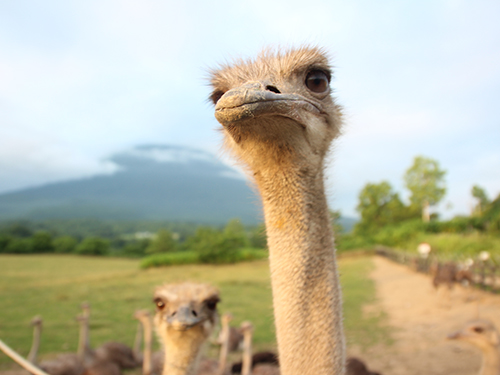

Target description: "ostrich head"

left=153, top=282, right=220, bottom=337
left=448, top=320, right=500, bottom=351
left=209, top=46, right=342, bottom=173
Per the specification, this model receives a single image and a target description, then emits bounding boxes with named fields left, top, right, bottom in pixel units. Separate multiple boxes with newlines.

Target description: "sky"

left=0, top=0, right=499, bottom=218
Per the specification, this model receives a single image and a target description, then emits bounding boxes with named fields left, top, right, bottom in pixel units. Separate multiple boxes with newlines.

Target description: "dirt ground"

left=348, top=256, right=500, bottom=375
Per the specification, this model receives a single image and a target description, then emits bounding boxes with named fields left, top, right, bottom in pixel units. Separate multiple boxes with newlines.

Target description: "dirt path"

left=352, top=256, right=500, bottom=375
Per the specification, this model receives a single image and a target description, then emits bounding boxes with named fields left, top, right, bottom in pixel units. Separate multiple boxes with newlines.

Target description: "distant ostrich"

left=239, top=321, right=280, bottom=375
left=0, top=314, right=85, bottom=375
left=216, top=314, right=244, bottom=353
left=216, top=313, right=234, bottom=375
left=210, top=46, right=345, bottom=374
left=27, top=315, right=43, bottom=364
left=448, top=319, right=500, bottom=375
left=0, top=338, right=50, bottom=375
left=36, top=315, right=86, bottom=375
left=78, top=302, right=139, bottom=372
left=431, top=261, right=474, bottom=290
left=153, top=282, right=220, bottom=375
left=134, top=309, right=166, bottom=375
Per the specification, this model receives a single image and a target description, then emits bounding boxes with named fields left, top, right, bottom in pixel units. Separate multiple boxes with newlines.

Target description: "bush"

left=140, top=251, right=200, bottom=268
left=145, top=229, right=178, bottom=254
left=122, top=239, right=150, bottom=257
left=53, top=236, right=78, bottom=253
left=75, top=237, right=110, bottom=256
left=140, top=248, right=267, bottom=268
left=0, top=234, right=12, bottom=253
left=31, top=231, right=54, bottom=253
left=5, top=238, right=33, bottom=254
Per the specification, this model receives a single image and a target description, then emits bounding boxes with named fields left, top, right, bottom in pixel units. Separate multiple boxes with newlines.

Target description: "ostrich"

left=134, top=309, right=166, bottom=375
left=0, top=338, right=51, bottom=375
left=153, top=282, right=220, bottom=375
left=448, top=319, right=500, bottom=375
left=78, top=302, right=139, bottom=372
left=209, top=46, right=345, bottom=374
left=35, top=315, right=87, bottom=375
left=216, top=314, right=244, bottom=353
left=216, top=313, right=233, bottom=375
left=27, top=315, right=43, bottom=364
left=239, top=321, right=280, bottom=375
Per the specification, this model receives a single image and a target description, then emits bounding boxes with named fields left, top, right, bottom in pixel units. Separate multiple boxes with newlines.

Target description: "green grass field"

left=0, top=254, right=389, bottom=367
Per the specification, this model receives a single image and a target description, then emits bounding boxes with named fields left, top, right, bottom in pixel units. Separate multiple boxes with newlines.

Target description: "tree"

left=75, top=237, right=110, bottom=256
left=223, top=219, right=249, bottom=249
left=404, top=156, right=446, bottom=222
left=31, top=231, right=54, bottom=253
left=354, top=181, right=409, bottom=234
left=53, top=235, right=78, bottom=253
left=471, top=185, right=490, bottom=215
left=146, top=229, right=178, bottom=254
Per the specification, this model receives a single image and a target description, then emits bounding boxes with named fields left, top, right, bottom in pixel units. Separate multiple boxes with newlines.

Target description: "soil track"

left=350, top=256, right=500, bottom=375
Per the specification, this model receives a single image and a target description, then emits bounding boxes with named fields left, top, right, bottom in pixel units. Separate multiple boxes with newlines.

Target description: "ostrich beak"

left=167, top=306, right=203, bottom=331
left=214, top=82, right=321, bottom=126
left=447, top=330, right=463, bottom=340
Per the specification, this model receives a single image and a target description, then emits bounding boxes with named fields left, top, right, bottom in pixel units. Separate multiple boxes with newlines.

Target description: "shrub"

left=5, top=238, right=33, bottom=254
left=140, top=251, right=200, bottom=268
left=31, top=231, right=54, bottom=253
left=53, top=236, right=78, bottom=253
left=75, top=237, right=110, bottom=256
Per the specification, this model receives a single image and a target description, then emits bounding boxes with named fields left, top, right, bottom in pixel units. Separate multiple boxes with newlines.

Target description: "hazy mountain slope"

left=0, top=145, right=262, bottom=224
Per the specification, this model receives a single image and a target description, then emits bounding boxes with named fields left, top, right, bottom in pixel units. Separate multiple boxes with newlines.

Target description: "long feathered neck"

left=161, top=326, right=209, bottom=375
left=141, top=318, right=153, bottom=375
left=218, top=320, right=230, bottom=375
left=255, top=163, right=345, bottom=375
left=480, top=346, right=500, bottom=375
left=27, top=323, right=41, bottom=364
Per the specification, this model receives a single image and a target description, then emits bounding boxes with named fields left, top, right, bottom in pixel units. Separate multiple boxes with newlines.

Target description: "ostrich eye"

left=473, top=327, right=484, bottom=333
left=305, top=70, right=329, bottom=93
left=211, top=90, right=225, bottom=105
left=205, top=297, right=220, bottom=310
left=154, top=298, right=165, bottom=310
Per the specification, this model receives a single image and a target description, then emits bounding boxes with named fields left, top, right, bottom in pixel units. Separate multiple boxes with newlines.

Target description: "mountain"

left=0, top=145, right=262, bottom=224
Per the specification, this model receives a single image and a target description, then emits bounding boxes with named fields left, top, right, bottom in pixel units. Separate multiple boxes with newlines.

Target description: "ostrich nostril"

left=266, top=85, right=281, bottom=94
left=171, top=311, right=177, bottom=317
left=192, top=310, right=198, bottom=317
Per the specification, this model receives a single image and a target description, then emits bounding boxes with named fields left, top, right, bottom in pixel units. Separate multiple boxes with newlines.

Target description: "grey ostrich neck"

left=27, top=320, right=42, bottom=364
left=257, top=156, right=344, bottom=375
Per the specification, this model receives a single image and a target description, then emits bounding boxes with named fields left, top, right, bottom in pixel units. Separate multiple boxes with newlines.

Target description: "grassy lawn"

left=0, top=254, right=389, bottom=367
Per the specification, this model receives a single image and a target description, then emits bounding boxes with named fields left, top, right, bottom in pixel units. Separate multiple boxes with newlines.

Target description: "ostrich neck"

left=77, top=319, right=93, bottom=364
left=142, top=319, right=153, bottom=375
left=162, top=328, right=207, bottom=375
left=480, top=347, right=500, bottom=375
left=133, top=322, right=143, bottom=361
left=218, top=321, right=230, bottom=375
left=241, top=330, right=252, bottom=375
left=27, top=324, right=41, bottom=364
left=256, top=166, right=345, bottom=375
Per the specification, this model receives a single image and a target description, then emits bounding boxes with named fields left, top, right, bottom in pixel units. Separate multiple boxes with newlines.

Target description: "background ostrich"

left=27, top=315, right=43, bottom=364
left=216, top=314, right=243, bottom=353
left=210, top=46, right=344, bottom=375
left=78, top=302, right=138, bottom=372
left=153, top=282, right=220, bottom=375
left=448, top=319, right=500, bottom=375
